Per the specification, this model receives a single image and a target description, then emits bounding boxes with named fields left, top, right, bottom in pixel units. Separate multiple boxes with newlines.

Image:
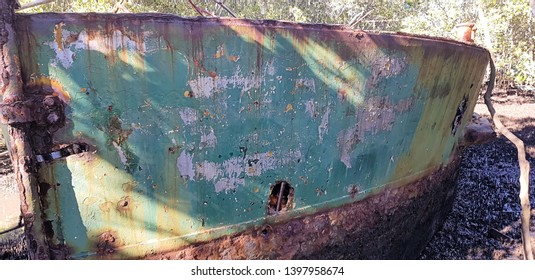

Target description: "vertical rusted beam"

left=0, top=0, right=50, bottom=259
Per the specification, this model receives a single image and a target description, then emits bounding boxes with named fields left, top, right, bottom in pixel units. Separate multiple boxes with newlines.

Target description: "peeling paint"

left=337, top=97, right=414, bottom=168
left=318, top=106, right=330, bottom=144
left=305, top=99, right=317, bottom=118
left=368, top=55, right=408, bottom=88
left=294, top=78, right=315, bottom=93
left=337, top=125, right=359, bottom=169
left=177, top=150, right=195, bottom=181
left=266, top=59, right=275, bottom=76
left=188, top=74, right=262, bottom=98
left=45, top=27, right=146, bottom=69
left=195, top=150, right=302, bottom=193
left=200, top=127, right=217, bottom=148
left=179, top=108, right=199, bottom=126
left=112, top=141, right=128, bottom=166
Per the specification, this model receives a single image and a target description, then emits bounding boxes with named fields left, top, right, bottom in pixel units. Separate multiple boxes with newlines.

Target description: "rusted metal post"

left=276, top=181, right=285, bottom=212
left=0, top=0, right=50, bottom=259
left=454, top=22, right=476, bottom=44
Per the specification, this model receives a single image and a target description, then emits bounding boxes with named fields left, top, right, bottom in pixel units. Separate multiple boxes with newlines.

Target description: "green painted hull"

left=1, top=11, right=490, bottom=259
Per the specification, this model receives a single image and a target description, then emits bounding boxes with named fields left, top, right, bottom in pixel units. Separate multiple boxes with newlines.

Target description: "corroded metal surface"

left=146, top=155, right=461, bottom=260
left=1, top=9, right=490, bottom=259
left=1, top=0, right=51, bottom=259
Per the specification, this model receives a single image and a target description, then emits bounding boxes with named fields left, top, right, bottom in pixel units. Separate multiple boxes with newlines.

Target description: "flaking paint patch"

left=367, top=55, right=408, bottom=88
left=188, top=73, right=262, bottom=98
left=294, top=78, right=316, bottom=93
left=266, top=59, right=275, bottom=76
left=177, top=150, right=195, bottom=181
left=195, top=150, right=302, bottom=193
left=112, top=141, right=128, bottom=166
left=305, top=100, right=317, bottom=118
left=179, top=108, right=199, bottom=126
left=200, top=127, right=217, bottom=148
left=318, top=106, right=331, bottom=144
left=337, top=96, right=414, bottom=168
left=45, top=27, right=146, bottom=69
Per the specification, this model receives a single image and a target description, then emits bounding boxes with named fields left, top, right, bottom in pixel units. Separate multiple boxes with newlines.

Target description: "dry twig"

left=484, top=55, right=534, bottom=260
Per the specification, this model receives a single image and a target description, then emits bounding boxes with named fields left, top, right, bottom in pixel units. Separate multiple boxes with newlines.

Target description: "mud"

left=420, top=90, right=535, bottom=260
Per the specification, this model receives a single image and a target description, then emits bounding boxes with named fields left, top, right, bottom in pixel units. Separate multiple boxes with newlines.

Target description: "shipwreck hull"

left=0, top=2, right=490, bottom=259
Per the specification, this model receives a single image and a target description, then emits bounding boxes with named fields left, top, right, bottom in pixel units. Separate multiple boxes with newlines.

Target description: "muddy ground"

left=0, top=90, right=534, bottom=260
left=420, top=89, right=535, bottom=260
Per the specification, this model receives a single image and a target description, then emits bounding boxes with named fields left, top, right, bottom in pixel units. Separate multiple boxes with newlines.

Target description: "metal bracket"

left=36, top=143, right=89, bottom=163
left=0, top=95, right=65, bottom=127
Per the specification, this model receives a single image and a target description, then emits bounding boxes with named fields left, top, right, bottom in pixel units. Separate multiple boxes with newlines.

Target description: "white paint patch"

left=368, top=55, right=407, bottom=87
left=179, top=108, right=199, bottom=126
left=200, top=127, right=218, bottom=148
left=336, top=96, right=414, bottom=169
left=305, top=100, right=317, bottom=118
left=177, top=151, right=195, bottom=181
left=318, top=106, right=331, bottom=144
left=112, top=141, right=128, bottom=166
left=195, top=150, right=302, bottom=193
left=46, top=28, right=146, bottom=69
left=266, top=59, right=276, bottom=76
left=188, top=74, right=262, bottom=99
left=336, top=126, right=359, bottom=169
left=215, top=178, right=245, bottom=193
left=295, top=78, right=316, bottom=93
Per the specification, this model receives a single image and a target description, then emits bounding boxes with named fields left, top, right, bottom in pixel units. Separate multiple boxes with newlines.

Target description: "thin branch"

left=214, top=0, right=237, bottom=18
left=484, top=54, right=534, bottom=260
left=348, top=10, right=373, bottom=28
left=16, top=0, right=55, bottom=11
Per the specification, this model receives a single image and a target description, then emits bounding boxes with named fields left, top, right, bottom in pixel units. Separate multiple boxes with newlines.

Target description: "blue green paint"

left=13, top=14, right=489, bottom=258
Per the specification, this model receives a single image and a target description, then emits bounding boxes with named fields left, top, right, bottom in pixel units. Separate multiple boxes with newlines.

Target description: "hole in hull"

left=267, top=180, right=294, bottom=215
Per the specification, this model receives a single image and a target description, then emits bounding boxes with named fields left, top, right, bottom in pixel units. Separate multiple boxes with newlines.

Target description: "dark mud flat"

left=420, top=95, right=535, bottom=260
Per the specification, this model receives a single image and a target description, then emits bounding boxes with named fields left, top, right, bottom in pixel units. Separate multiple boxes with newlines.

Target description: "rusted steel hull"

left=1, top=6, right=490, bottom=259
left=147, top=155, right=461, bottom=260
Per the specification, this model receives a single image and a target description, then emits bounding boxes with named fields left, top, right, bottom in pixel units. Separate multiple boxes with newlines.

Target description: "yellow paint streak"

left=227, top=55, right=240, bottom=62
left=284, top=104, right=294, bottom=112
left=391, top=52, right=488, bottom=182
left=213, top=45, right=225, bottom=58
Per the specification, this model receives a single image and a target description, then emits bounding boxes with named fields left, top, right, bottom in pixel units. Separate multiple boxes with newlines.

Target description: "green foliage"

left=16, top=0, right=535, bottom=85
